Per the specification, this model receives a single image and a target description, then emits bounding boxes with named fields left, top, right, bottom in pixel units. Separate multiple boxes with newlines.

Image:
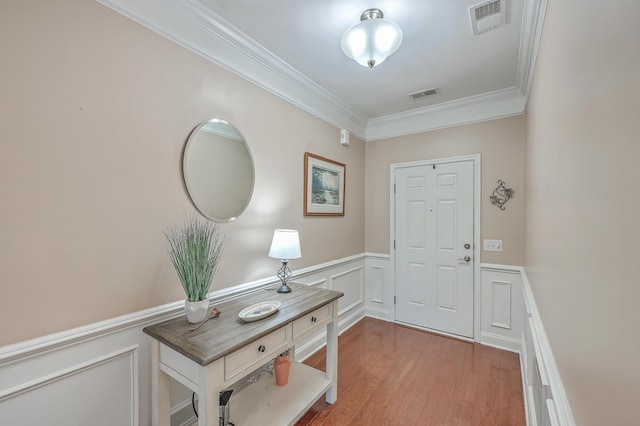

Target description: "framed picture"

left=304, top=152, right=346, bottom=216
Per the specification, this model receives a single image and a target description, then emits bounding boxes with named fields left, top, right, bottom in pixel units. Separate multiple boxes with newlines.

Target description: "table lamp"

left=269, top=229, right=301, bottom=293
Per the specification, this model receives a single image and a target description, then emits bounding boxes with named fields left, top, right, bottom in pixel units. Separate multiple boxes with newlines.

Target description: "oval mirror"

left=183, top=119, right=255, bottom=222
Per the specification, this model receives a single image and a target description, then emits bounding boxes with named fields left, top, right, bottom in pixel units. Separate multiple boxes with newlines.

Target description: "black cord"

left=192, top=390, right=236, bottom=426
left=192, top=392, right=198, bottom=418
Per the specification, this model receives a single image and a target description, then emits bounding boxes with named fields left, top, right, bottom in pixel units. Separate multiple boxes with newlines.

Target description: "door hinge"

left=394, top=240, right=396, bottom=250
left=394, top=183, right=396, bottom=194
left=394, top=295, right=396, bottom=305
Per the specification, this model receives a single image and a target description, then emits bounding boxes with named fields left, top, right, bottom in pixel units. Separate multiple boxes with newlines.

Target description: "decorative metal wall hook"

left=489, top=179, right=513, bottom=210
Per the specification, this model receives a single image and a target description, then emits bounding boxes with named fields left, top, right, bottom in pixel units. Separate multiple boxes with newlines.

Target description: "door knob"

left=457, top=256, right=471, bottom=262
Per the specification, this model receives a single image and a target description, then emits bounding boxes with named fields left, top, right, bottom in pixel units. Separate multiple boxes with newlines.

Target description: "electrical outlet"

left=483, top=239, right=502, bottom=252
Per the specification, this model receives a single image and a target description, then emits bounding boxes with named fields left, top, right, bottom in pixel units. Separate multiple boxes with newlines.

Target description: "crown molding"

left=366, top=87, right=526, bottom=141
left=97, top=0, right=546, bottom=141
left=97, top=0, right=369, bottom=139
left=517, top=0, right=550, bottom=109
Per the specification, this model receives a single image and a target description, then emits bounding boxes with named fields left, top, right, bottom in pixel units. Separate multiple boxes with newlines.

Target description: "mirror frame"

left=183, top=119, right=255, bottom=223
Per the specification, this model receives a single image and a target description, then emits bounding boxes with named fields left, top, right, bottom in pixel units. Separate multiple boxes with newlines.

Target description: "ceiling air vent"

left=470, top=0, right=506, bottom=35
left=409, top=87, right=439, bottom=101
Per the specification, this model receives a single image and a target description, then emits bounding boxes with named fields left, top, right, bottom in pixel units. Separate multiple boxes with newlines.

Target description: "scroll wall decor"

left=489, top=179, right=513, bottom=210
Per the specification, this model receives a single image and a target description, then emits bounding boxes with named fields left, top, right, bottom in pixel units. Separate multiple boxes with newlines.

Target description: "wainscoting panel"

left=0, top=254, right=366, bottom=426
left=368, top=265, right=385, bottom=303
left=521, top=268, right=574, bottom=426
left=0, top=256, right=574, bottom=426
left=480, top=264, right=524, bottom=352
left=1, top=346, right=138, bottom=426
left=292, top=256, right=366, bottom=361
left=331, top=267, right=363, bottom=316
left=491, top=280, right=512, bottom=328
left=363, top=253, right=393, bottom=321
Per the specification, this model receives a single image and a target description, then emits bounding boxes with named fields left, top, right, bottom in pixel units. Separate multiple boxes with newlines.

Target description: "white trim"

left=0, top=253, right=365, bottom=365
left=362, top=257, right=572, bottom=425
left=0, top=303, right=180, bottom=366
left=96, top=0, right=546, bottom=140
left=519, top=0, right=550, bottom=109
left=330, top=266, right=364, bottom=316
left=479, top=331, right=521, bottom=353
left=368, top=264, right=385, bottom=304
left=395, top=321, right=475, bottom=343
left=521, top=269, right=575, bottom=426
left=363, top=252, right=391, bottom=260
left=480, top=262, right=523, bottom=273
left=96, top=0, right=367, bottom=139
left=0, top=255, right=365, bottom=426
left=0, top=344, right=138, bottom=402
left=490, top=280, right=512, bottom=329
left=366, top=87, right=525, bottom=141
left=389, top=154, right=481, bottom=340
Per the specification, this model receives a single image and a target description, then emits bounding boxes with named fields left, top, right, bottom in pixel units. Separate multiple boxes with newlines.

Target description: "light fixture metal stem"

left=361, top=8, right=383, bottom=21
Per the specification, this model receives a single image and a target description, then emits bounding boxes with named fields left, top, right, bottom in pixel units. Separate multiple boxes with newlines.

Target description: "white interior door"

left=394, top=160, right=474, bottom=338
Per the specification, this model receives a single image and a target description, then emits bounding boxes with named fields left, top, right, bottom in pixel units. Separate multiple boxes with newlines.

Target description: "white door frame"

left=389, top=154, right=481, bottom=341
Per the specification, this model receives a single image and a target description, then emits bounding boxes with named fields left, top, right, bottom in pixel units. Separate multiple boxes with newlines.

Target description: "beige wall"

left=525, top=0, right=640, bottom=424
left=0, top=1, right=364, bottom=346
left=365, top=116, right=526, bottom=266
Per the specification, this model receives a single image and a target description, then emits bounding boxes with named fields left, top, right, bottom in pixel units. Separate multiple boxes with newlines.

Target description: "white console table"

left=143, top=283, right=343, bottom=426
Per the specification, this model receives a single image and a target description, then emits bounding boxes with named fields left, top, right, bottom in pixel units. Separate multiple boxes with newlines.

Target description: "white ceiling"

left=99, top=0, right=547, bottom=140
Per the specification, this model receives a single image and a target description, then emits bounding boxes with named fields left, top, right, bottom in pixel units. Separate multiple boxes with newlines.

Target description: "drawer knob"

left=311, top=316, right=317, bottom=323
left=258, top=345, right=266, bottom=353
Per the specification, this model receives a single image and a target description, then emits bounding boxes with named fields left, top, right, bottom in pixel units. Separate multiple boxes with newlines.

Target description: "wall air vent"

left=409, top=87, right=439, bottom=101
left=470, top=0, right=506, bottom=35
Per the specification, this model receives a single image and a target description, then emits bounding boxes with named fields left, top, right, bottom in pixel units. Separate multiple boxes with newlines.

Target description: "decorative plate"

left=238, top=301, right=281, bottom=322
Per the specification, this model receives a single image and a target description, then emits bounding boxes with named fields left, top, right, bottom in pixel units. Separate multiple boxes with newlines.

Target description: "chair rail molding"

left=0, top=254, right=366, bottom=425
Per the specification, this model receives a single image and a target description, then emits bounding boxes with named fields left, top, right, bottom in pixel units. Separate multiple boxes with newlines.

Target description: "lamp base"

left=277, top=283, right=292, bottom=293
left=275, top=260, right=293, bottom=293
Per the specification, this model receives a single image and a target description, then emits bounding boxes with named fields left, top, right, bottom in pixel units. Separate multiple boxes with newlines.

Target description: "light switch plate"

left=483, top=239, right=502, bottom=252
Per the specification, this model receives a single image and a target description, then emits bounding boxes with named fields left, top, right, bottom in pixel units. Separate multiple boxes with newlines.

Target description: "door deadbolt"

left=464, top=243, right=471, bottom=249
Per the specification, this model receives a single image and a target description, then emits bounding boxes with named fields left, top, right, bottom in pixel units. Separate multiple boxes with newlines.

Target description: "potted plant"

left=166, top=215, right=224, bottom=323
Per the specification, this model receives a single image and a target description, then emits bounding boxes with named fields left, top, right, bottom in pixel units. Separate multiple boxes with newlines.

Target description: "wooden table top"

left=143, top=283, right=343, bottom=366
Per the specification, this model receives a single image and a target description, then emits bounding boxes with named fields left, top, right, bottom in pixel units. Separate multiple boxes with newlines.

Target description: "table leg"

left=151, top=340, right=171, bottom=426
left=325, top=301, right=338, bottom=404
left=197, top=359, right=224, bottom=426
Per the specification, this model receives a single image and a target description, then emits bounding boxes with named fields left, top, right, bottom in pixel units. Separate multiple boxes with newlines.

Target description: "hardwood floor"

left=296, top=318, right=524, bottom=426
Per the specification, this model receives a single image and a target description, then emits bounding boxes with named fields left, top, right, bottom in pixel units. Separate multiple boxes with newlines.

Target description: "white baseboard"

left=479, top=331, right=522, bottom=353
left=170, top=398, right=196, bottom=426
left=364, top=305, right=392, bottom=322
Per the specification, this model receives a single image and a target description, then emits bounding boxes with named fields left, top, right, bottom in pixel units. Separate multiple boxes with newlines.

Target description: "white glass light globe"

left=341, top=17, right=403, bottom=68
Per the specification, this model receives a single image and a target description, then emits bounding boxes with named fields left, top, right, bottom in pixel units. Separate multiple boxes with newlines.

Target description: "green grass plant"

left=166, top=215, right=224, bottom=302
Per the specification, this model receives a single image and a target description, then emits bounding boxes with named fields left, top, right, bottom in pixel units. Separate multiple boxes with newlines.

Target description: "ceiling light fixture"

left=341, top=8, right=403, bottom=69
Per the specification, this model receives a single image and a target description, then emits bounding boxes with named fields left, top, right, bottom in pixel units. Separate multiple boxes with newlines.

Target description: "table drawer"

left=225, top=325, right=291, bottom=381
left=293, top=304, right=331, bottom=339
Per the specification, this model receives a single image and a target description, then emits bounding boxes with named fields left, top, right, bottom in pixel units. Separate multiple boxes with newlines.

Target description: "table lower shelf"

left=229, top=362, right=331, bottom=426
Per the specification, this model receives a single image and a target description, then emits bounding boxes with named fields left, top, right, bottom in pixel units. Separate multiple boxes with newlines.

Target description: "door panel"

left=407, top=262, right=426, bottom=305
left=437, top=265, right=457, bottom=311
left=395, top=160, right=474, bottom=337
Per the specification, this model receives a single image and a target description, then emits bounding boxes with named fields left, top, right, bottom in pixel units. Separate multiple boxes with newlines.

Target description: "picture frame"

left=304, top=152, right=346, bottom=216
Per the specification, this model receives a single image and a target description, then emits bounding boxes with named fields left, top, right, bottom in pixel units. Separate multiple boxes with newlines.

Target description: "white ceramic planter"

left=185, top=298, right=209, bottom=323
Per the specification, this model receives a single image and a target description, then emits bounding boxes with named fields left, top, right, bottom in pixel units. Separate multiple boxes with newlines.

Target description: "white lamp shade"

left=341, top=18, right=403, bottom=68
left=269, top=229, right=301, bottom=260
